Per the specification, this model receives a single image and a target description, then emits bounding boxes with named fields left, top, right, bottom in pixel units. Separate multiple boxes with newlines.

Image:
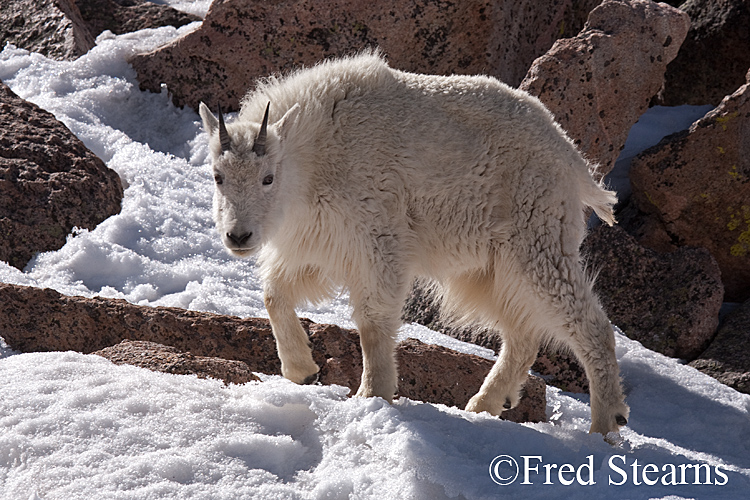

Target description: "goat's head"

left=199, top=101, right=300, bottom=257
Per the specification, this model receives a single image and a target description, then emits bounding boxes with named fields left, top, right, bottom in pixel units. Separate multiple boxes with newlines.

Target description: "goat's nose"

left=226, top=231, right=252, bottom=246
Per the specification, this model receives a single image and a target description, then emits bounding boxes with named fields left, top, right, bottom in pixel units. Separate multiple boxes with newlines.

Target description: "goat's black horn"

left=252, top=102, right=270, bottom=157
left=217, top=104, right=231, bottom=153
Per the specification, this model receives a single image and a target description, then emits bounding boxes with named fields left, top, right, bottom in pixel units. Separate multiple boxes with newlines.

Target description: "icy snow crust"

left=0, top=8, right=748, bottom=499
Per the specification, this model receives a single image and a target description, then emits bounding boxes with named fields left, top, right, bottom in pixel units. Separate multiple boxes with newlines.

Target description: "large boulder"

left=657, top=0, right=750, bottom=106
left=627, top=69, right=750, bottom=302
left=129, top=0, right=600, bottom=111
left=689, top=299, right=750, bottom=394
left=520, top=0, right=690, bottom=177
left=0, top=283, right=545, bottom=422
left=0, top=81, right=123, bottom=270
left=583, top=224, right=724, bottom=360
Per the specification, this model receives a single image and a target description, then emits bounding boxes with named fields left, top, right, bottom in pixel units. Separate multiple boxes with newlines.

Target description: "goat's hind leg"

left=568, top=303, right=630, bottom=436
left=443, top=270, right=541, bottom=416
left=534, top=255, right=629, bottom=436
left=465, top=322, right=541, bottom=416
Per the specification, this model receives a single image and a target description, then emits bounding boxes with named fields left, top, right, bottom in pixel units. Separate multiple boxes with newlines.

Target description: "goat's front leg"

left=352, top=312, right=400, bottom=402
left=264, top=278, right=319, bottom=385
left=348, top=237, right=408, bottom=402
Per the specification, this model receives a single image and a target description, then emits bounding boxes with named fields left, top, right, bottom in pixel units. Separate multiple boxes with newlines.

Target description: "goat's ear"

left=274, top=103, right=300, bottom=142
left=199, top=102, right=219, bottom=136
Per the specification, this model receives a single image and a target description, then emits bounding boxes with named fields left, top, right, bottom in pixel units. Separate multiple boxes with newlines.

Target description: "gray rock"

left=657, top=0, right=750, bottom=106
left=583, top=224, right=723, bottom=360
left=689, top=299, right=750, bottom=394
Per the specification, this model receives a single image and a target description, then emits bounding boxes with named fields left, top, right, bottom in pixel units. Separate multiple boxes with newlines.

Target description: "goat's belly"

left=409, top=226, right=495, bottom=279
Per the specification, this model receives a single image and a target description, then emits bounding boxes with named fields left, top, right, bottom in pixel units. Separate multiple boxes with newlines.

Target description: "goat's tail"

left=579, top=165, right=617, bottom=226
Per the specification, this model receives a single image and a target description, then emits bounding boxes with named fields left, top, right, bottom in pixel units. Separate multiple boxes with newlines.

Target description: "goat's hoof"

left=604, top=431, right=625, bottom=446
left=503, top=398, right=512, bottom=410
left=615, top=414, right=628, bottom=426
left=302, top=373, right=320, bottom=385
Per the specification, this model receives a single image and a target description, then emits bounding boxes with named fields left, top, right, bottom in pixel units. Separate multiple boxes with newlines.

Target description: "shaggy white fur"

left=199, top=51, right=629, bottom=437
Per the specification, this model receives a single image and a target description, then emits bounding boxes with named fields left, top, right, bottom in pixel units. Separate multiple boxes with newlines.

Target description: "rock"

left=583, top=224, right=723, bottom=360
left=0, top=282, right=283, bottom=373
left=689, top=299, right=750, bottom=394
left=530, top=350, right=590, bottom=394
left=402, top=282, right=591, bottom=393
left=0, top=0, right=200, bottom=61
left=130, top=0, right=600, bottom=111
left=657, top=0, right=750, bottom=106
left=520, top=0, right=690, bottom=177
left=0, top=81, right=123, bottom=270
left=627, top=70, right=750, bottom=302
left=0, top=0, right=95, bottom=60
left=503, top=374, right=547, bottom=424
left=397, top=338, right=546, bottom=423
left=74, top=0, right=201, bottom=38
left=0, top=283, right=545, bottom=422
left=94, top=339, right=260, bottom=385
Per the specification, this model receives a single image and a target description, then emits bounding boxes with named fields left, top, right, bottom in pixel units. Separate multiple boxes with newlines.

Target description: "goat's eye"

left=262, top=174, right=274, bottom=186
left=214, top=174, right=223, bottom=185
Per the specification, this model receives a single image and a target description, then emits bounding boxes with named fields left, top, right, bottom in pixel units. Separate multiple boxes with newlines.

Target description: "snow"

left=0, top=6, right=748, bottom=499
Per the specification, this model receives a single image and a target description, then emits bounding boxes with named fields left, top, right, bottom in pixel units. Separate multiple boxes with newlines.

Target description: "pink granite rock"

left=0, top=0, right=198, bottom=61
left=74, top=0, right=200, bottom=38
left=0, top=81, right=123, bottom=269
left=628, top=69, right=750, bottom=301
left=129, top=0, right=600, bottom=111
left=0, top=283, right=545, bottom=422
left=0, top=0, right=95, bottom=60
left=521, top=0, right=690, bottom=177
left=397, top=338, right=546, bottom=423
left=94, top=339, right=260, bottom=385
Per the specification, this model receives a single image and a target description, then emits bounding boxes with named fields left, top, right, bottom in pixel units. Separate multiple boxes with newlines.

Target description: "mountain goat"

left=199, top=52, right=629, bottom=436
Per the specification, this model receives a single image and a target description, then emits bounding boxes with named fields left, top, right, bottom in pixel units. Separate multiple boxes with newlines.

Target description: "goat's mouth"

left=226, top=246, right=257, bottom=258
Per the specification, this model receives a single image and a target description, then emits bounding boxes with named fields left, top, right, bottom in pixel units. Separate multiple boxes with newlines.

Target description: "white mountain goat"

left=199, top=52, right=629, bottom=436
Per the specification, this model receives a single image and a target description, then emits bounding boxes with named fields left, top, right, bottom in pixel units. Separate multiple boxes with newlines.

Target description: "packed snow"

left=1, top=5, right=748, bottom=499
